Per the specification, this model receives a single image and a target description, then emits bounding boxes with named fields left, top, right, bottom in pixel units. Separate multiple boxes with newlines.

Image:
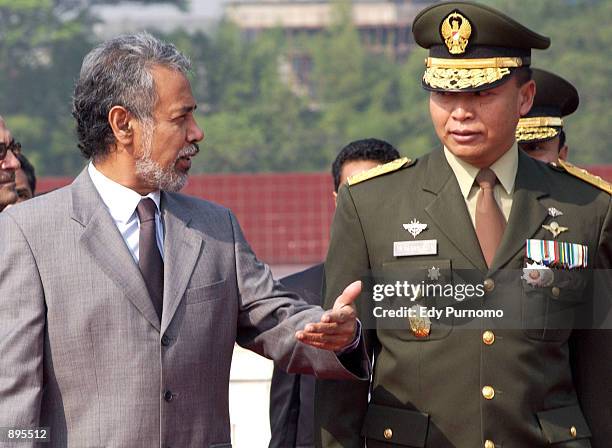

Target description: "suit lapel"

left=423, top=150, right=488, bottom=272
left=490, top=151, right=549, bottom=271
left=160, top=192, right=203, bottom=334
left=71, top=169, right=161, bottom=331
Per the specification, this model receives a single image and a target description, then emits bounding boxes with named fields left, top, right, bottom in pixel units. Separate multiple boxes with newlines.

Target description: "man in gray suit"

left=0, top=33, right=367, bottom=447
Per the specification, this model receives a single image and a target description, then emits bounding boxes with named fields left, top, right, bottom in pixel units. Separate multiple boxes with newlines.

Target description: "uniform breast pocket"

left=522, top=269, right=591, bottom=341
left=185, top=279, right=228, bottom=305
left=373, top=258, right=453, bottom=341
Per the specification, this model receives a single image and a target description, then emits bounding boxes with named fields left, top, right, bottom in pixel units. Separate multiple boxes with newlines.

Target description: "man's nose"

left=1, top=149, right=21, bottom=171
left=188, top=116, right=204, bottom=143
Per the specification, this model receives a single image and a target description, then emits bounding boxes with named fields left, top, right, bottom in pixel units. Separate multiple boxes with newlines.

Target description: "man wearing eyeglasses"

left=0, top=116, right=21, bottom=212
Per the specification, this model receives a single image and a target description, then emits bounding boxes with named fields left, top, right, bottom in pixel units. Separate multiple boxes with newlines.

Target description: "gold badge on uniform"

left=542, top=221, right=568, bottom=239
left=408, top=304, right=431, bottom=338
left=441, top=11, right=472, bottom=54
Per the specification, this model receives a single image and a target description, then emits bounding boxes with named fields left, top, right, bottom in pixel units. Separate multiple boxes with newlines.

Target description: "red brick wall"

left=36, top=165, right=612, bottom=265
left=38, top=172, right=335, bottom=265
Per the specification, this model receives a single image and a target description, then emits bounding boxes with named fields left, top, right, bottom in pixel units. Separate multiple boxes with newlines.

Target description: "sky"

left=191, top=0, right=225, bottom=17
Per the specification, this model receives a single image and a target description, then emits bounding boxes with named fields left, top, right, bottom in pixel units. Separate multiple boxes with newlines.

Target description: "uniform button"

left=570, top=426, right=577, bottom=438
left=161, top=335, right=172, bottom=346
left=482, top=330, right=495, bottom=345
left=483, top=278, right=495, bottom=292
left=163, top=390, right=174, bottom=402
left=383, top=428, right=393, bottom=440
left=484, top=440, right=495, bottom=448
left=551, top=286, right=561, bottom=297
left=482, top=385, right=495, bottom=400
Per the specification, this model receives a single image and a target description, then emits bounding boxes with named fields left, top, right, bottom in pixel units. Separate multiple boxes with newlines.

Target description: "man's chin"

left=445, top=143, right=489, bottom=164
left=160, top=173, right=188, bottom=192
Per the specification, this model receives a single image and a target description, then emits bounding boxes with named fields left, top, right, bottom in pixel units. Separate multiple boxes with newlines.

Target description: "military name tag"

left=394, top=239, right=437, bottom=257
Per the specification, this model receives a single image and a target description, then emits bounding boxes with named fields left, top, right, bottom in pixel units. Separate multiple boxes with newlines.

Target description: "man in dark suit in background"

left=269, top=138, right=400, bottom=448
left=15, top=153, right=36, bottom=203
left=0, top=117, right=20, bottom=212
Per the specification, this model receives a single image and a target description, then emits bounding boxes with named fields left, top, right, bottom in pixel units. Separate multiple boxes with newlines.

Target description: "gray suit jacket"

left=0, top=169, right=367, bottom=448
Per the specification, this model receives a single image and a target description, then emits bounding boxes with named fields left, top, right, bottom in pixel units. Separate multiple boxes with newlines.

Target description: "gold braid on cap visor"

left=516, top=117, right=563, bottom=142
left=423, top=57, right=523, bottom=90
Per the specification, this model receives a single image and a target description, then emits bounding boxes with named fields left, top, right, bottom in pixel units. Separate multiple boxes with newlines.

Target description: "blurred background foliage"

left=0, top=0, right=610, bottom=176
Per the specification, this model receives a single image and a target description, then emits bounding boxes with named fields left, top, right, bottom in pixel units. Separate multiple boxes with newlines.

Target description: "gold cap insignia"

left=441, top=11, right=472, bottom=54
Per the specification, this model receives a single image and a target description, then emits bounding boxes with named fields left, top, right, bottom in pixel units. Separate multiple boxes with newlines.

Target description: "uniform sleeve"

left=571, top=194, right=612, bottom=448
left=315, top=185, right=377, bottom=448
left=229, top=210, right=369, bottom=380
left=0, top=213, right=45, bottom=445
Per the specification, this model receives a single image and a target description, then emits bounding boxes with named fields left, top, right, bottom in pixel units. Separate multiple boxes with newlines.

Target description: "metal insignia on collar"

left=440, top=11, right=472, bottom=54
left=548, top=207, right=564, bottom=218
left=542, top=221, right=568, bottom=239
left=403, top=219, right=428, bottom=238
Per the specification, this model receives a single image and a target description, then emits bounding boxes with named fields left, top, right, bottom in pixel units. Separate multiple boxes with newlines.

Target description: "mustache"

left=0, top=171, right=16, bottom=183
left=178, top=143, right=200, bottom=159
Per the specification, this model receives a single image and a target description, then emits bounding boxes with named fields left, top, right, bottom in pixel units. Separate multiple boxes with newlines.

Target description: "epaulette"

left=555, top=159, right=612, bottom=195
left=348, top=157, right=414, bottom=186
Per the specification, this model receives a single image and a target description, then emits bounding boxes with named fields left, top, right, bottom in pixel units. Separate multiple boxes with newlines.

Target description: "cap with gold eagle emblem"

left=412, top=1, right=550, bottom=92
left=516, top=68, right=579, bottom=144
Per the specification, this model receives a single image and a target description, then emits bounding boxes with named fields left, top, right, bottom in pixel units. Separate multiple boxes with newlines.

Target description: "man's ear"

left=518, top=79, right=536, bottom=117
left=108, top=106, right=134, bottom=146
left=558, top=145, right=569, bottom=161
left=333, top=191, right=338, bottom=207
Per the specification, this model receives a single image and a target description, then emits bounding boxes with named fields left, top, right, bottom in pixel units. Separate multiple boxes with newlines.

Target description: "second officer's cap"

left=516, top=68, right=579, bottom=144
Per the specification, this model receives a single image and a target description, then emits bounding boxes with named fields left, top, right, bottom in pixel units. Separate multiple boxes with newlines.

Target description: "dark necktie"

left=136, top=198, right=164, bottom=320
left=475, top=168, right=507, bottom=268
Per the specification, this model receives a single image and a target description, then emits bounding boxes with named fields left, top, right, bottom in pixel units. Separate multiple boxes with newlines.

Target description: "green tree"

left=0, top=0, right=93, bottom=175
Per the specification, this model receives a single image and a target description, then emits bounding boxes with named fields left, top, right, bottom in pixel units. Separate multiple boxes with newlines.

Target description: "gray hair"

left=72, top=32, right=191, bottom=160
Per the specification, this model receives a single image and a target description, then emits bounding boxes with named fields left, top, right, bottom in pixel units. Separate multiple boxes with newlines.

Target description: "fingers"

left=296, top=315, right=357, bottom=352
left=333, top=280, right=362, bottom=309
left=322, top=306, right=356, bottom=325
left=303, top=320, right=353, bottom=335
left=295, top=329, right=354, bottom=352
left=295, top=280, right=361, bottom=352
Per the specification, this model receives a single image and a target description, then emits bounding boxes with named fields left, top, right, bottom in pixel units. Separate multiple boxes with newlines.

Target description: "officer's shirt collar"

left=88, top=162, right=161, bottom=224
left=444, top=143, right=518, bottom=199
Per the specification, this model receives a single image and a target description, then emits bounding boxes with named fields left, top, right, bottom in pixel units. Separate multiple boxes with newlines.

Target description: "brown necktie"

left=136, top=198, right=164, bottom=320
left=475, top=168, right=506, bottom=268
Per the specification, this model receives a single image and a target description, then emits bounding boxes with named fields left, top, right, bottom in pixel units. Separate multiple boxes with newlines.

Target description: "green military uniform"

left=315, top=2, right=612, bottom=447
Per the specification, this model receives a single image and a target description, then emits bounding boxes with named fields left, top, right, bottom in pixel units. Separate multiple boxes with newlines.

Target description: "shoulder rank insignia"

left=348, top=157, right=413, bottom=186
left=557, top=159, right=612, bottom=195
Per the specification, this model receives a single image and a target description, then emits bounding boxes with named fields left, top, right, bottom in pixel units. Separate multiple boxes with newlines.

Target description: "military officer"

left=516, top=68, right=579, bottom=164
left=315, top=2, right=612, bottom=447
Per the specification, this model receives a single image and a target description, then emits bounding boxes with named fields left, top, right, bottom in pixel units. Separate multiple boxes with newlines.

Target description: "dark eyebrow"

left=173, top=104, right=197, bottom=115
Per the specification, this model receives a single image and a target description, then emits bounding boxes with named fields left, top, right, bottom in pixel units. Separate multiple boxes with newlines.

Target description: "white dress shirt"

left=88, top=163, right=164, bottom=263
